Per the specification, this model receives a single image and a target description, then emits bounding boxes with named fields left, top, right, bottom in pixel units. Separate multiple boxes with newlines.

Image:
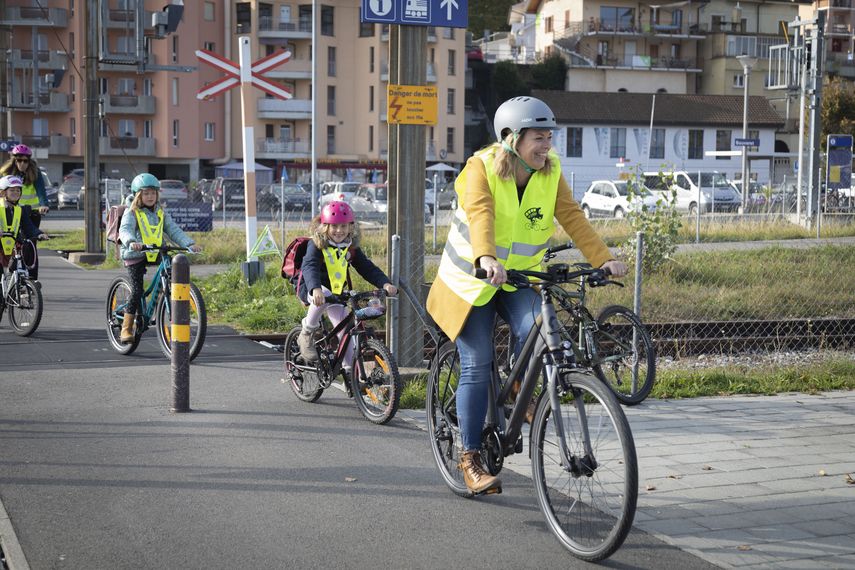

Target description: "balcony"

left=258, top=16, right=312, bottom=40
left=582, top=15, right=703, bottom=38
left=826, top=53, right=855, bottom=79
left=10, top=91, right=71, bottom=113
left=103, top=94, right=156, bottom=115
left=49, top=135, right=71, bottom=155
left=571, top=49, right=701, bottom=72
left=99, top=52, right=158, bottom=71
left=100, top=136, right=155, bottom=156
left=10, top=49, right=69, bottom=70
left=1, top=6, right=68, bottom=27
left=255, top=138, right=311, bottom=160
left=104, top=8, right=140, bottom=28
left=826, top=22, right=853, bottom=36
left=257, top=98, right=312, bottom=120
left=262, top=56, right=311, bottom=80
left=20, top=135, right=51, bottom=149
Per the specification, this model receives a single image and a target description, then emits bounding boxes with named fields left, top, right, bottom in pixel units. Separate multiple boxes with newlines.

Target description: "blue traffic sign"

left=734, top=138, right=760, bottom=147
left=0, top=140, right=20, bottom=152
left=828, top=134, right=853, bottom=148
left=826, top=134, right=852, bottom=191
left=361, top=0, right=468, bottom=28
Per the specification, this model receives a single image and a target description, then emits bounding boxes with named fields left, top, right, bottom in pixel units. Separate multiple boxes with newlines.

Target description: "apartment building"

left=229, top=0, right=466, bottom=184
left=1, top=0, right=227, bottom=184
left=810, top=0, right=855, bottom=80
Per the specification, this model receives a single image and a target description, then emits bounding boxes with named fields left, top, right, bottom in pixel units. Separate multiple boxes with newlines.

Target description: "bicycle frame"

left=312, top=309, right=367, bottom=388
left=138, top=256, right=172, bottom=328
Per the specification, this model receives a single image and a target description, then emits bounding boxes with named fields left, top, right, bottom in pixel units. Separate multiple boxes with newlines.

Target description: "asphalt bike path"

left=0, top=253, right=717, bottom=569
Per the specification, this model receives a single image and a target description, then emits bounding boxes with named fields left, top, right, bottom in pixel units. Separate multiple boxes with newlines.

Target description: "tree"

left=531, top=54, right=568, bottom=90
left=491, top=61, right=529, bottom=107
left=820, top=77, right=855, bottom=149
left=468, top=0, right=517, bottom=38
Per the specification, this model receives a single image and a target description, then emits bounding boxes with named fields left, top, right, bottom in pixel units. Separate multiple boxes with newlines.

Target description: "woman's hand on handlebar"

left=382, top=283, right=397, bottom=297
left=601, top=259, right=627, bottom=278
left=477, top=255, right=506, bottom=286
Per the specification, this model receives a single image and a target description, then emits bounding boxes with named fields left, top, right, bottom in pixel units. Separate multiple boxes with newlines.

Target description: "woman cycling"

left=0, top=144, right=50, bottom=227
left=426, top=96, right=627, bottom=495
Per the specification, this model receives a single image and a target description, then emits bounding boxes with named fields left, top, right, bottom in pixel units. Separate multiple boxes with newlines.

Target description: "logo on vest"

left=524, top=207, right=546, bottom=231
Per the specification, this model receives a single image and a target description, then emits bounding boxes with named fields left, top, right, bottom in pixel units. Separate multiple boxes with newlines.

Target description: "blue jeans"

left=454, top=287, right=540, bottom=451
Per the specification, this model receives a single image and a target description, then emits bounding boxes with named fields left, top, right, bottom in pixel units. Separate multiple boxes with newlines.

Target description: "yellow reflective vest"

left=19, top=182, right=39, bottom=207
left=1, top=205, right=22, bottom=255
left=323, top=246, right=349, bottom=294
left=135, top=208, right=164, bottom=262
left=435, top=146, right=560, bottom=309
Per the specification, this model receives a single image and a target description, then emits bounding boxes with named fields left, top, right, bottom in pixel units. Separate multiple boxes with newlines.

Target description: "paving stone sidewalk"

left=399, top=391, right=855, bottom=569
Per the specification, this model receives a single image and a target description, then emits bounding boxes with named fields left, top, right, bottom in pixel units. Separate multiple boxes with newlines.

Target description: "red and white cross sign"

left=195, top=49, right=293, bottom=100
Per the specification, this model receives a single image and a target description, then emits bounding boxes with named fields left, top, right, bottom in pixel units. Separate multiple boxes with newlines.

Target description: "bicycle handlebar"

left=137, top=245, right=199, bottom=254
left=473, top=264, right=622, bottom=289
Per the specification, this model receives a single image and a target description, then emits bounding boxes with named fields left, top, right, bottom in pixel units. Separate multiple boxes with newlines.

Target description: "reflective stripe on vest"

left=1, top=206, right=22, bottom=255
left=134, top=208, right=164, bottom=262
left=19, top=182, right=39, bottom=207
left=323, top=246, right=349, bottom=295
left=438, top=146, right=560, bottom=306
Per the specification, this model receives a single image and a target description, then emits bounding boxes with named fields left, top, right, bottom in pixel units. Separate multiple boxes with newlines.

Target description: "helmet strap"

left=502, top=135, right=536, bottom=175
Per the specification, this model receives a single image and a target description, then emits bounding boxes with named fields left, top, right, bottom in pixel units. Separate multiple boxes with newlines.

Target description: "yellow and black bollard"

left=170, top=254, right=191, bottom=412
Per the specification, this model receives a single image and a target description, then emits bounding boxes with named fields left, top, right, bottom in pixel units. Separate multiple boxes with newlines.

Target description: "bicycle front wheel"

left=155, top=282, right=207, bottom=361
left=105, top=276, right=140, bottom=354
left=351, top=337, right=401, bottom=425
left=530, top=371, right=637, bottom=562
left=426, top=342, right=471, bottom=497
left=283, top=326, right=324, bottom=402
left=7, top=276, right=42, bottom=336
left=592, top=305, right=656, bottom=405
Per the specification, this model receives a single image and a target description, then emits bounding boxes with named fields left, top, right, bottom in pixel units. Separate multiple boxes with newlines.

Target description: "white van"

left=642, top=171, right=743, bottom=215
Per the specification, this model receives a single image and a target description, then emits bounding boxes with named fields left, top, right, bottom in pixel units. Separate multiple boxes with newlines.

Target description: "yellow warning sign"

left=387, top=84, right=438, bottom=125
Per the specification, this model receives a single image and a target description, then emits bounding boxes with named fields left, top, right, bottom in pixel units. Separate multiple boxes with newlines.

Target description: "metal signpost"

left=196, top=43, right=292, bottom=284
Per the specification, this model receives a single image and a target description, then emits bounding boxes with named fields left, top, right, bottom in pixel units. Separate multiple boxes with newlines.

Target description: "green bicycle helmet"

left=131, top=173, right=160, bottom=194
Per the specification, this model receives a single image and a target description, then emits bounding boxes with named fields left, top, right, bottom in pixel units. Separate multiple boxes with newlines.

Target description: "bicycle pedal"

left=478, top=485, right=502, bottom=496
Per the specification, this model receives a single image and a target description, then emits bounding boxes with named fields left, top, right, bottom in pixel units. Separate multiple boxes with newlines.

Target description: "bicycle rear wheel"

left=426, top=342, right=471, bottom=497
left=155, top=282, right=207, bottom=361
left=7, top=276, right=42, bottom=336
left=530, top=370, right=637, bottom=562
left=351, top=337, right=401, bottom=425
left=105, top=276, right=140, bottom=354
left=592, top=305, right=656, bottom=405
left=283, top=326, right=324, bottom=402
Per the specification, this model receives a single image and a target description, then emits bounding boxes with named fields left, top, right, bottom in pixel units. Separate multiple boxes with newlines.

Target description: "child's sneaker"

left=297, top=329, right=317, bottom=363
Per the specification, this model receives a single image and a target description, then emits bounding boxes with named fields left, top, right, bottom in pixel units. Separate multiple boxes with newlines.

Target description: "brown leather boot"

left=458, top=450, right=502, bottom=495
left=120, top=313, right=135, bottom=344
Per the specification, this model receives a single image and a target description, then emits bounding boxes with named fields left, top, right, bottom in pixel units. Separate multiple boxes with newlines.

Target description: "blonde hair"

left=308, top=215, right=360, bottom=249
left=493, top=130, right=554, bottom=180
left=0, top=157, right=39, bottom=185
left=129, top=189, right=159, bottom=211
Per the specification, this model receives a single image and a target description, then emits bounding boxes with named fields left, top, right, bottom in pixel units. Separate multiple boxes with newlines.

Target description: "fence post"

left=634, top=231, right=643, bottom=317
left=170, top=254, right=191, bottom=413
left=388, top=234, right=401, bottom=356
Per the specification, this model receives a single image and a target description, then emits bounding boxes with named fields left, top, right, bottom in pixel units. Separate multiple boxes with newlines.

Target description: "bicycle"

left=282, top=289, right=402, bottom=425
left=425, top=253, right=638, bottom=562
left=105, top=245, right=207, bottom=360
left=0, top=234, right=43, bottom=337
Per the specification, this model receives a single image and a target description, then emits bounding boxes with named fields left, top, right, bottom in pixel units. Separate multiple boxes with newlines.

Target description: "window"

left=143, top=79, right=152, bottom=96
left=448, top=49, right=456, bottom=75
left=299, top=5, right=312, bottom=31
left=204, top=122, right=215, bottom=141
left=204, top=1, right=215, bottom=21
left=172, top=78, right=179, bottom=106
left=565, top=10, right=571, bottom=28
left=172, top=120, right=179, bottom=147
left=70, top=117, right=76, bottom=144
left=369, top=46, right=374, bottom=73
left=369, top=125, right=374, bottom=152
left=688, top=129, right=704, bottom=159
left=70, top=75, right=76, bottom=102
left=447, top=127, right=455, bottom=154
left=566, top=127, right=582, bottom=158
left=236, top=2, right=251, bottom=34
left=171, top=35, right=178, bottom=63
left=99, top=78, right=108, bottom=95
left=716, top=129, right=732, bottom=160
left=359, top=21, right=374, bottom=37
left=544, top=16, right=554, bottom=32
left=117, top=78, right=135, bottom=95
left=327, top=125, right=335, bottom=154
left=369, top=85, right=374, bottom=112
left=69, top=32, right=74, bottom=58
left=748, top=129, right=759, bottom=152
left=442, top=27, right=454, bottom=39
left=321, top=5, right=334, bottom=36
left=118, top=119, right=135, bottom=137
left=650, top=128, right=665, bottom=159
left=447, top=88, right=455, bottom=114
left=327, top=46, right=336, bottom=76
left=733, top=74, right=744, bottom=88
left=609, top=128, right=626, bottom=158
left=599, top=6, right=634, bottom=32
left=327, top=85, right=335, bottom=115
left=144, top=120, right=152, bottom=138
left=204, top=41, right=216, bottom=52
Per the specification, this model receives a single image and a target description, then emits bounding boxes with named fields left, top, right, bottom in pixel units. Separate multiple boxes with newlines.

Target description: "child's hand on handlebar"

left=189, top=245, right=202, bottom=253
left=130, top=242, right=144, bottom=251
left=383, top=283, right=397, bottom=297
left=310, top=288, right=325, bottom=306
left=37, top=233, right=50, bottom=241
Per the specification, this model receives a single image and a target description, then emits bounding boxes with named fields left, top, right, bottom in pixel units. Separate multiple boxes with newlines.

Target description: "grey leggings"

left=125, top=261, right=147, bottom=315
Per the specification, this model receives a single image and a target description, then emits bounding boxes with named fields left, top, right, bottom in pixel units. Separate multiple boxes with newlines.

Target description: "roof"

left=532, top=90, right=784, bottom=128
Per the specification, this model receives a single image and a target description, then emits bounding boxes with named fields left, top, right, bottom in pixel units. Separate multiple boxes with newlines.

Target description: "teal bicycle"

left=105, top=245, right=207, bottom=359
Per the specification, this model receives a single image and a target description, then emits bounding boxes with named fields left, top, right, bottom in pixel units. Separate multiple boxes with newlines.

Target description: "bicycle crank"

left=481, top=427, right=504, bottom=476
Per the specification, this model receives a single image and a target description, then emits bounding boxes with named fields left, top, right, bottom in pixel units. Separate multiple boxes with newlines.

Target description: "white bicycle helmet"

left=0, top=175, right=24, bottom=190
left=493, top=96, right=557, bottom=142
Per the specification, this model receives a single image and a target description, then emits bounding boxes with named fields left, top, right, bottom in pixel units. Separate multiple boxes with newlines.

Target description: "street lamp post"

left=737, top=54, right=758, bottom=212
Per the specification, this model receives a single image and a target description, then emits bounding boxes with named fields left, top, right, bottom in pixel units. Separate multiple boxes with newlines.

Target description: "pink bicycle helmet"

left=320, top=201, right=355, bottom=224
left=11, top=144, right=32, bottom=157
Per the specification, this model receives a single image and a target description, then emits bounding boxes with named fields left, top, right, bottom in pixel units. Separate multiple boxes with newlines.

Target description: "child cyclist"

left=118, top=173, right=200, bottom=343
left=0, top=175, right=49, bottom=278
left=297, top=201, right=397, bottom=365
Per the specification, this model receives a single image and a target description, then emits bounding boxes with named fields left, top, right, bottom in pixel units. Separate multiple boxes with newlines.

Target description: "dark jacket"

left=2, top=204, right=43, bottom=240
left=298, top=239, right=390, bottom=303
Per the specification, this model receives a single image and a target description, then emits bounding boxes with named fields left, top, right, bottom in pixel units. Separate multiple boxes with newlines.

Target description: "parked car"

left=319, top=181, right=362, bottom=205
left=45, top=183, right=59, bottom=209
left=643, top=170, right=742, bottom=215
left=158, top=179, right=189, bottom=206
left=354, top=183, right=431, bottom=224
left=57, top=179, right=82, bottom=209
left=424, top=179, right=457, bottom=213
left=207, top=177, right=281, bottom=213
left=274, top=183, right=313, bottom=211
left=580, top=180, right=659, bottom=219
left=63, top=168, right=85, bottom=181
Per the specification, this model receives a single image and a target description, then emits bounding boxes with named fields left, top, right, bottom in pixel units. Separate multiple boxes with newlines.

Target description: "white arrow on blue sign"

left=361, top=0, right=468, bottom=28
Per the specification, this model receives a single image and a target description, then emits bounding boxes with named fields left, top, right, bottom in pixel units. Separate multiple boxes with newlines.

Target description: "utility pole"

left=80, top=0, right=102, bottom=262
left=805, top=11, right=825, bottom=228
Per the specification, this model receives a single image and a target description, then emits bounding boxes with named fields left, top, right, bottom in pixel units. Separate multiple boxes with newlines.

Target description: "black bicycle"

left=425, top=254, right=638, bottom=562
left=0, top=234, right=43, bottom=337
left=283, top=289, right=402, bottom=425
